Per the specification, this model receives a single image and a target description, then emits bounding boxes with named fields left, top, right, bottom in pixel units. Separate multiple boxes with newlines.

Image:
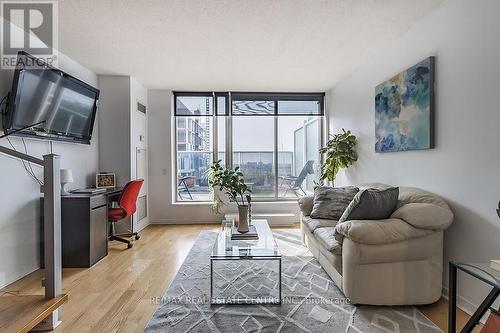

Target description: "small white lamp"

left=60, top=169, right=74, bottom=196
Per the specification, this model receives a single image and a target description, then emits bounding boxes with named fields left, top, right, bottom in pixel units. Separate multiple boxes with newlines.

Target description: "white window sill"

left=171, top=200, right=300, bottom=206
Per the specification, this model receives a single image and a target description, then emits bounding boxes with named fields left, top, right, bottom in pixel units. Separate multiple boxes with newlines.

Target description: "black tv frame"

left=3, top=51, right=100, bottom=144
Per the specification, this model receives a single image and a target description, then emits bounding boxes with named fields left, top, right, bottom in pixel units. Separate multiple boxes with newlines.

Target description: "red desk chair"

left=108, top=179, right=144, bottom=249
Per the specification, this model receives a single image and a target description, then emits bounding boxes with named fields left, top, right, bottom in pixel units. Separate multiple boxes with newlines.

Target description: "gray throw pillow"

left=310, top=186, right=359, bottom=220
left=339, top=187, right=399, bottom=222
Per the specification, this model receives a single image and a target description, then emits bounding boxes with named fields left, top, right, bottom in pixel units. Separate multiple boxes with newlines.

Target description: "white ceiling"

left=58, top=0, right=444, bottom=91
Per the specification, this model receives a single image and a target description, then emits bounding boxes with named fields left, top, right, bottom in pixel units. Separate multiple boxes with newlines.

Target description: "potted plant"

left=208, top=160, right=252, bottom=233
left=319, top=129, right=358, bottom=186
left=205, top=165, right=228, bottom=214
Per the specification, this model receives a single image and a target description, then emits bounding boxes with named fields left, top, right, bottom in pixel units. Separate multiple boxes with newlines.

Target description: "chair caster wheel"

left=135, top=235, right=140, bottom=240
left=127, top=243, right=133, bottom=249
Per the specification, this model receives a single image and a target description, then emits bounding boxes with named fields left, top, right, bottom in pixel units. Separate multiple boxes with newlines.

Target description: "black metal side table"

left=449, top=262, right=500, bottom=333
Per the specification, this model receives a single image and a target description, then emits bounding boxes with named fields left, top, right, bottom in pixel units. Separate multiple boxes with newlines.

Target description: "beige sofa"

left=299, top=183, right=454, bottom=306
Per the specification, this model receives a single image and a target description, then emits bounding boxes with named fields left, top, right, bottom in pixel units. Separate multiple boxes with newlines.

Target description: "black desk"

left=41, top=187, right=123, bottom=268
left=449, top=262, right=500, bottom=333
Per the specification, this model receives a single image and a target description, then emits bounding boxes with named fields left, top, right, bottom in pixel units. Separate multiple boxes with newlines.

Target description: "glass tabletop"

left=211, top=219, right=281, bottom=259
left=454, top=262, right=500, bottom=289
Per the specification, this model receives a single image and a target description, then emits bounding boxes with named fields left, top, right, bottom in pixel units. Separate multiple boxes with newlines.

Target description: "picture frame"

left=96, top=173, right=116, bottom=188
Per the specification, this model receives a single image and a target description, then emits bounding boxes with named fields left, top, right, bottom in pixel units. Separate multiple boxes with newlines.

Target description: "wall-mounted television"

left=3, top=52, right=99, bottom=144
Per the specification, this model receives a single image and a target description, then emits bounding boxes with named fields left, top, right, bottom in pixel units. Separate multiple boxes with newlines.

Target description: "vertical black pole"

left=210, top=258, right=213, bottom=304
left=448, top=262, right=457, bottom=333
left=278, top=258, right=282, bottom=305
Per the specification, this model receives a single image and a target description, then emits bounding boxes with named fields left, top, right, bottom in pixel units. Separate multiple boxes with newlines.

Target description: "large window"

left=174, top=92, right=324, bottom=202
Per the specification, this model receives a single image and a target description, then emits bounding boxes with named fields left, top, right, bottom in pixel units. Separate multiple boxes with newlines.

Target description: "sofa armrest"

left=334, top=218, right=434, bottom=245
left=298, top=195, right=314, bottom=216
left=391, top=203, right=454, bottom=230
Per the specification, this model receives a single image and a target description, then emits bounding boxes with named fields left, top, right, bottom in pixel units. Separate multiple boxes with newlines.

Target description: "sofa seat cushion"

left=302, top=216, right=337, bottom=233
left=334, top=218, right=434, bottom=245
left=313, top=227, right=342, bottom=255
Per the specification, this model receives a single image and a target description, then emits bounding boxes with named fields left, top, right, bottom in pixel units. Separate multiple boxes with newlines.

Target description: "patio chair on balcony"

left=279, top=160, right=315, bottom=197
left=177, top=176, right=193, bottom=200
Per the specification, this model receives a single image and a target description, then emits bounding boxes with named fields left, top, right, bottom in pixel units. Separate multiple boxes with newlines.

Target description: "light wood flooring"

left=1, top=224, right=481, bottom=332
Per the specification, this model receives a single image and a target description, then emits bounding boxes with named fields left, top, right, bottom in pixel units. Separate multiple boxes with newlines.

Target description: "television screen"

left=4, top=52, right=99, bottom=144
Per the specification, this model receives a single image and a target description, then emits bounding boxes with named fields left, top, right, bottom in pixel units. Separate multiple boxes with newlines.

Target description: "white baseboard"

left=149, top=217, right=220, bottom=224
left=224, top=213, right=296, bottom=227
left=442, top=287, right=489, bottom=324
left=0, top=266, right=40, bottom=289
left=135, top=217, right=150, bottom=232
left=149, top=216, right=297, bottom=226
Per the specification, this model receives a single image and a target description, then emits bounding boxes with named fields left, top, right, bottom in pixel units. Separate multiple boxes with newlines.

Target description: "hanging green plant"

left=319, top=129, right=358, bottom=183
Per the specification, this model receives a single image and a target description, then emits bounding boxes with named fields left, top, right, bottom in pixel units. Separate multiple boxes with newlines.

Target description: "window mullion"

left=212, top=93, right=217, bottom=163
left=227, top=93, right=232, bottom=169
left=274, top=100, right=279, bottom=200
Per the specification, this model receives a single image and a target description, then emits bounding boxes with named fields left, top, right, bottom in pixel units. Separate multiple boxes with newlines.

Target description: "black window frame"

left=230, top=92, right=325, bottom=116
left=214, top=92, right=230, bottom=116
left=173, top=91, right=325, bottom=203
left=173, top=91, right=214, bottom=116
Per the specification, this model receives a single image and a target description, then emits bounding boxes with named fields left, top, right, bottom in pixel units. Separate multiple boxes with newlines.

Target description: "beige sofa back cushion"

left=391, top=203, right=454, bottom=230
left=357, top=184, right=451, bottom=210
left=298, top=195, right=314, bottom=216
left=398, top=186, right=450, bottom=209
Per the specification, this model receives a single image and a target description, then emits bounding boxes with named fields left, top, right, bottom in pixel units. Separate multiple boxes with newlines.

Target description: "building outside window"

left=175, top=95, right=213, bottom=201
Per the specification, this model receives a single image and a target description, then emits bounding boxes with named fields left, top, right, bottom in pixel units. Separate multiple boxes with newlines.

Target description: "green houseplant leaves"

left=208, top=160, right=251, bottom=212
left=319, top=129, right=358, bottom=183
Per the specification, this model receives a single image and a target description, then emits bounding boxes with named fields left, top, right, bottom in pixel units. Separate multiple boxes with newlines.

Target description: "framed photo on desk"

left=96, top=173, right=116, bottom=188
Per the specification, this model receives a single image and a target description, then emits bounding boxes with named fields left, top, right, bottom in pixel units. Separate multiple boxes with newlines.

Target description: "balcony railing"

left=176, top=151, right=317, bottom=201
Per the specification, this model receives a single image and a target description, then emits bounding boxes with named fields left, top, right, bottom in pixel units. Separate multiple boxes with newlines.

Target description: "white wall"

left=147, top=90, right=300, bottom=225
left=328, top=0, right=500, bottom=316
left=0, top=33, right=98, bottom=287
left=130, top=77, right=149, bottom=231
left=98, top=76, right=150, bottom=232
left=98, top=76, right=131, bottom=186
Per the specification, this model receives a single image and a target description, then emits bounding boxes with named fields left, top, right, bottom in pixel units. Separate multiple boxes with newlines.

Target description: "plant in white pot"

left=208, top=160, right=252, bottom=233
left=205, top=169, right=230, bottom=214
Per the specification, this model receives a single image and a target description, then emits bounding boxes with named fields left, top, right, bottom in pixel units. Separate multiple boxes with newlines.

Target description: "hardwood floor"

left=418, top=298, right=483, bottom=333
left=1, top=224, right=480, bottom=333
left=1, top=224, right=217, bottom=333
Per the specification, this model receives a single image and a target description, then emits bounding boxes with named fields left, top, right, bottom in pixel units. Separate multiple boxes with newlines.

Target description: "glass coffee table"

left=210, top=219, right=282, bottom=305
left=449, top=262, right=500, bottom=333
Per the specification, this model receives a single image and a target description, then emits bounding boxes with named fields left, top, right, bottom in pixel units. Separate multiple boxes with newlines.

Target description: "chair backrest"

left=118, top=179, right=144, bottom=217
left=294, top=160, right=315, bottom=187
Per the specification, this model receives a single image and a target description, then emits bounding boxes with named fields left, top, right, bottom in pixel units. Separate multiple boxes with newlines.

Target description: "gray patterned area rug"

left=144, top=230, right=442, bottom=333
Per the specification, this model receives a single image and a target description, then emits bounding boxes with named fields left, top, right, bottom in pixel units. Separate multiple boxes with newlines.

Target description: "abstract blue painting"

left=375, top=57, right=435, bottom=152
